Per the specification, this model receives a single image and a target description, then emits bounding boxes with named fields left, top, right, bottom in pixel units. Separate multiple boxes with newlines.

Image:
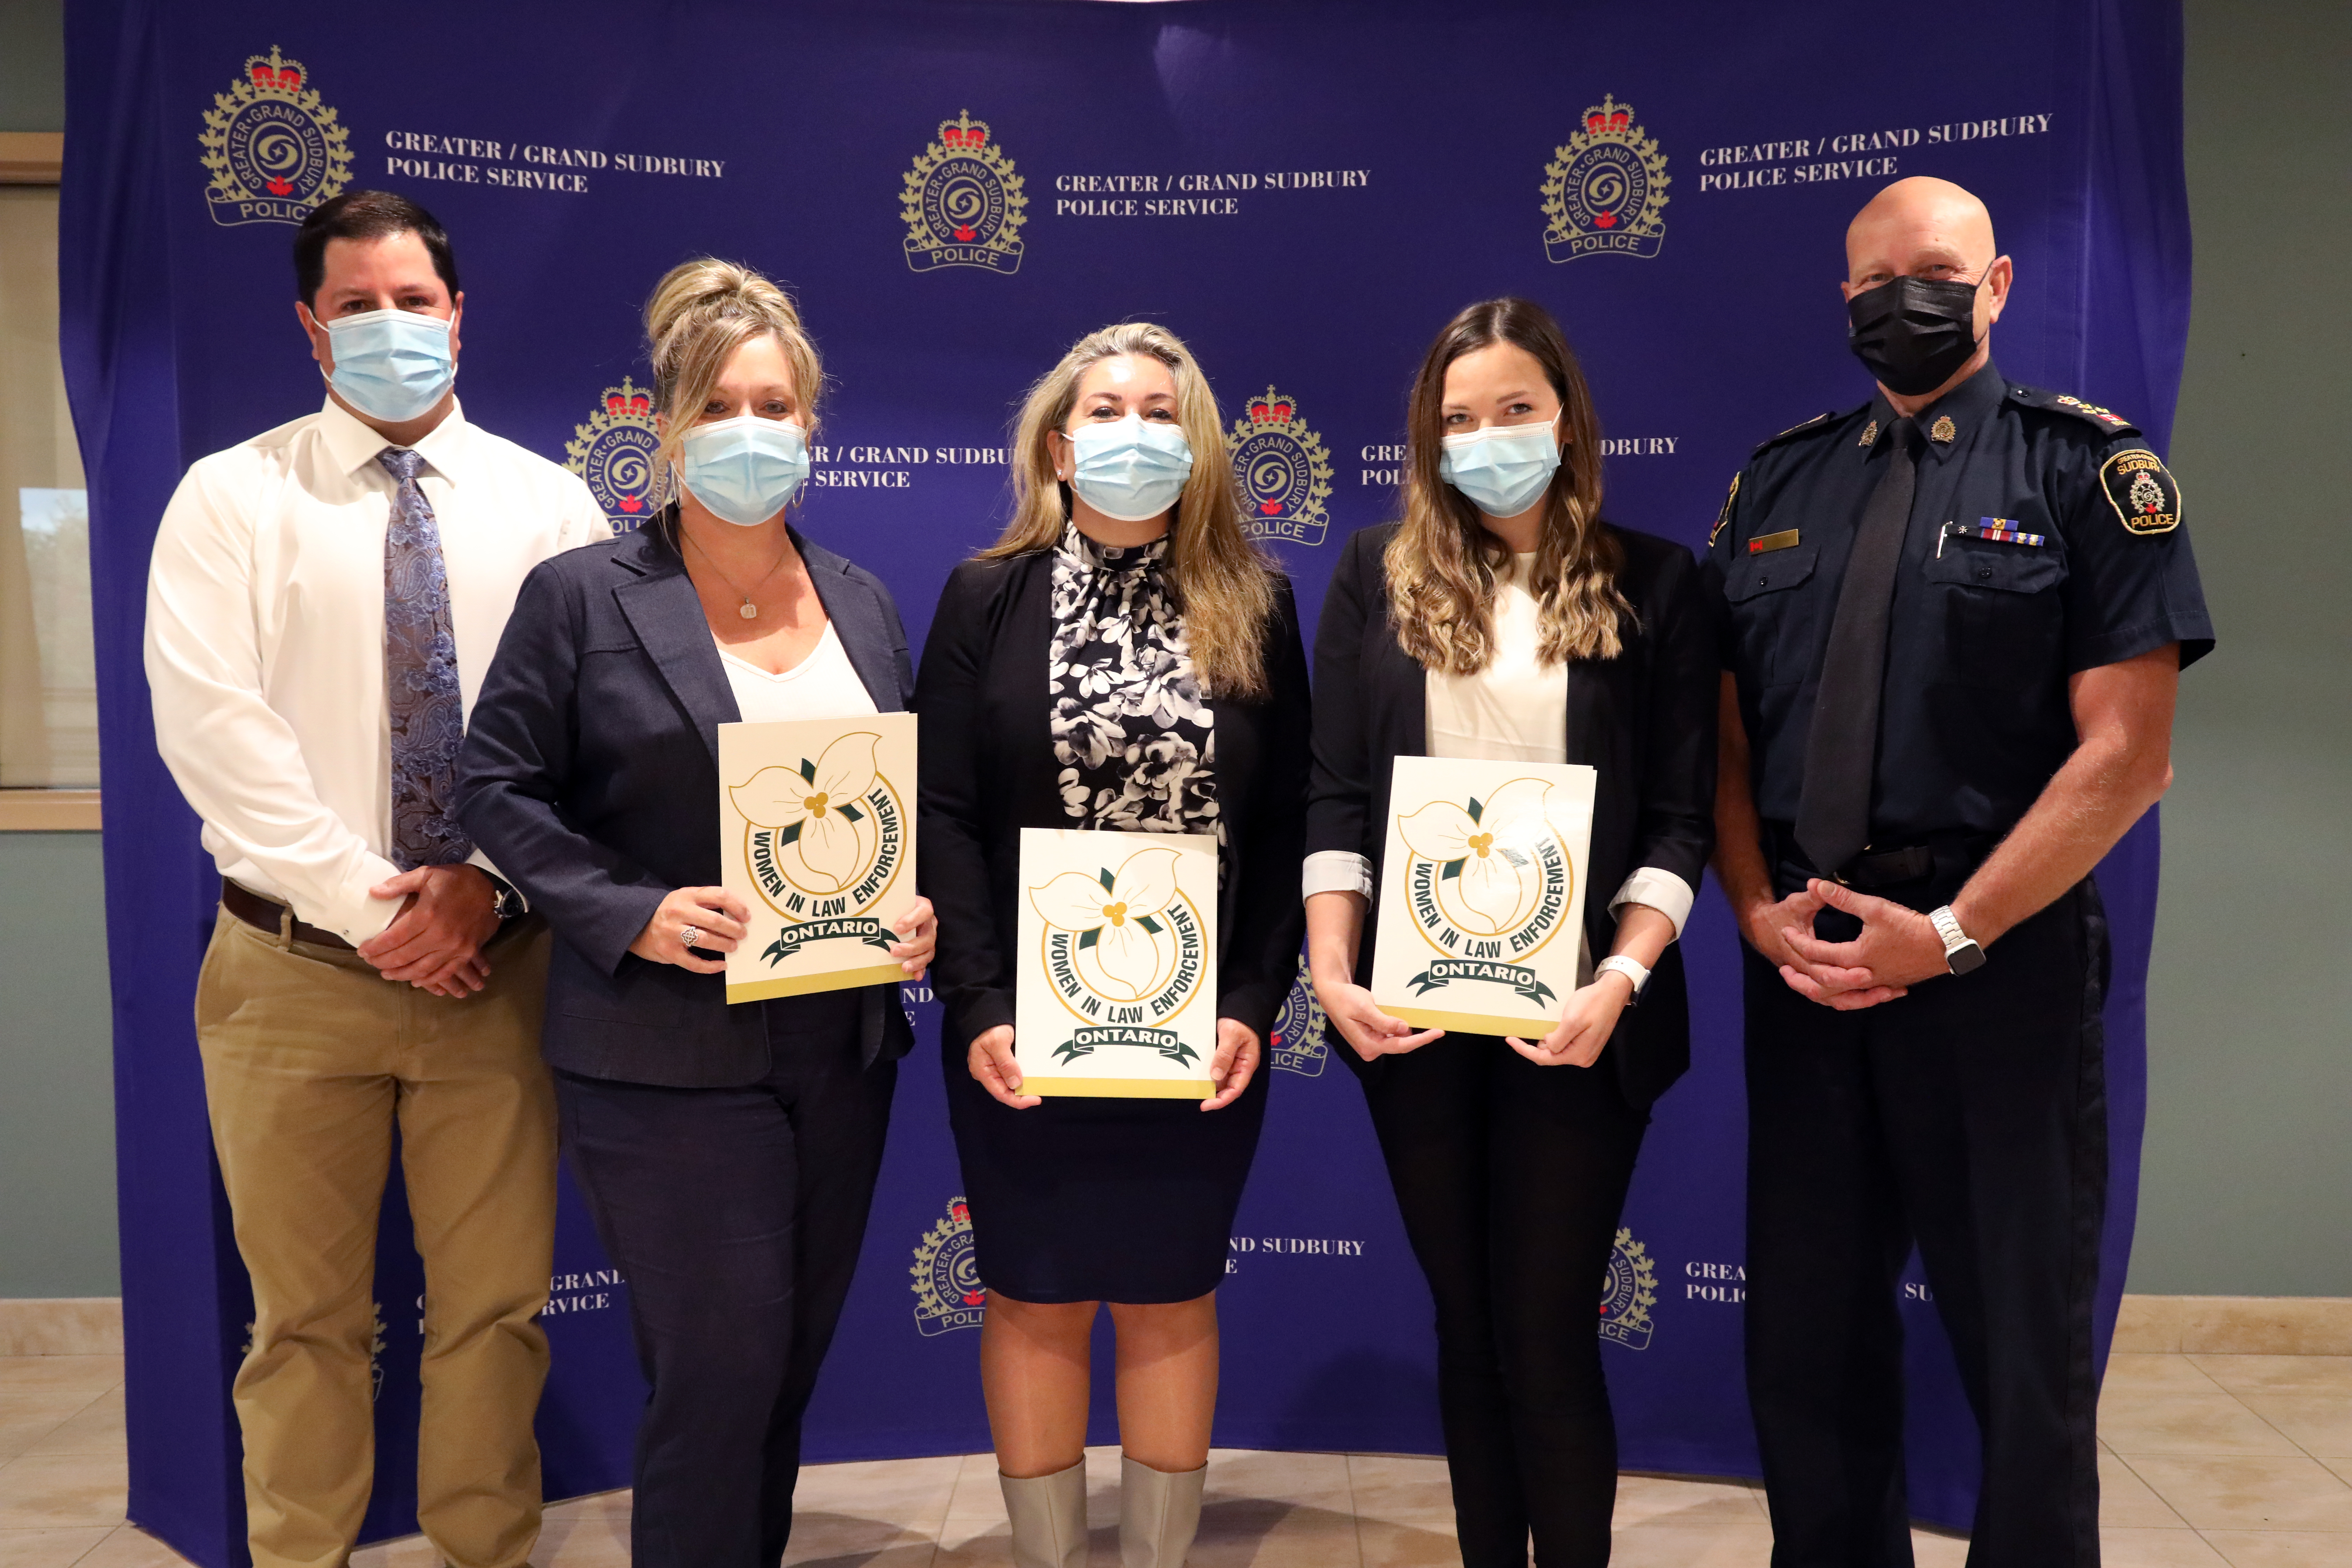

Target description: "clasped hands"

left=1744, top=877, right=1954, bottom=1011
left=356, top=864, right=501, bottom=997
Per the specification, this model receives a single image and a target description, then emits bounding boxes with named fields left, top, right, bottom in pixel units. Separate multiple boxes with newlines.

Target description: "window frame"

left=0, top=132, right=96, bottom=831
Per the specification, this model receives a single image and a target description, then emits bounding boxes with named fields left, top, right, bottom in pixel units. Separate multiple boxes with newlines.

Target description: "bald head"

left=1846, top=177, right=1998, bottom=287
left=1839, top=176, right=2013, bottom=408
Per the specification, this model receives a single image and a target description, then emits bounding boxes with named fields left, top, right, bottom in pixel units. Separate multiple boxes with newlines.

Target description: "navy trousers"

left=1744, top=878, right=2109, bottom=1568
left=557, top=990, right=897, bottom=1568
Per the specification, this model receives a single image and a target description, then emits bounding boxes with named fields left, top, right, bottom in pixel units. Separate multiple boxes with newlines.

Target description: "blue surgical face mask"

left=680, top=413, right=810, bottom=526
left=1066, top=414, right=1194, bottom=523
left=1439, top=421, right=1562, bottom=519
left=322, top=308, right=457, bottom=423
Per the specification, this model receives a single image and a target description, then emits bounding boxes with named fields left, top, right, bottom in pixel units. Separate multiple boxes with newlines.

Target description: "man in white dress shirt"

left=145, top=190, right=607, bottom=1568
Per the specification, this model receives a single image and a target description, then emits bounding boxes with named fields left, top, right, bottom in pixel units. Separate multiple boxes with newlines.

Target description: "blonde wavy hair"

left=1386, top=298, right=1630, bottom=672
left=641, top=258, right=824, bottom=519
left=985, top=322, right=1275, bottom=699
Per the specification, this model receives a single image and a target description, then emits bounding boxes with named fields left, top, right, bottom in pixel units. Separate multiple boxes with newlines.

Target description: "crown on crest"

left=939, top=111, right=992, bottom=152
left=601, top=375, right=654, bottom=418
left=245, top=47, right=306, bottom=96
left=1246, top=386, right=1296, bottom=426
left=1583, top=95, right=1636, bottom=136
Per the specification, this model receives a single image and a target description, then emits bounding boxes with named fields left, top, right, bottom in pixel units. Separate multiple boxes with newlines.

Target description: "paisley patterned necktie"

left=378, top=447, right=475, bottom=870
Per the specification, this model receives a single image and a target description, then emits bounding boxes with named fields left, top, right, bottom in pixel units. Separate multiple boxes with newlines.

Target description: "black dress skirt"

left=915, top=530, right=1311, bottom=1306
left=945, top=1047, right=1269, bottom=1302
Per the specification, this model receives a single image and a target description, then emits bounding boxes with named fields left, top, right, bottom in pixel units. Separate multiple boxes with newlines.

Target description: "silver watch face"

left=1947, top=941, right=1986, bottom=976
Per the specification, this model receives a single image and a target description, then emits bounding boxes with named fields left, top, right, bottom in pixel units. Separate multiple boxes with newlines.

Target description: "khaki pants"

left=195, top=903, right=558, bottom=1568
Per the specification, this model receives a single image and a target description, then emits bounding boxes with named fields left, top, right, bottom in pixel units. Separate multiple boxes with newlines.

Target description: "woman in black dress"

left=1305, top=298, right=1716, bottom=1566
left=918, top=322, right=1309, bottom=1568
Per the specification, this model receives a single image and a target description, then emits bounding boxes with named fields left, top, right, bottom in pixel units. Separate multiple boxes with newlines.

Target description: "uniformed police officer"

left=1708, top=176, right=2213, bottom=1566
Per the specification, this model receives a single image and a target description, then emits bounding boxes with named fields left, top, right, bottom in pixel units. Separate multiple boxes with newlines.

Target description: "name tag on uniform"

left=1747, top=528, right=1801, bottom=554
left=1937, top=518, right=2046, bottom=557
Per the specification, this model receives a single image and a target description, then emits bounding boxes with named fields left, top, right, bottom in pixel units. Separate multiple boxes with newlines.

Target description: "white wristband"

left=1596, top=954, right=1651, bottom=999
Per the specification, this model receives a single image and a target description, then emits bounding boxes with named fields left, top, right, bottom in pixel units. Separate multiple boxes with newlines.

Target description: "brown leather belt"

left=222, top=879, right=355, bottom=951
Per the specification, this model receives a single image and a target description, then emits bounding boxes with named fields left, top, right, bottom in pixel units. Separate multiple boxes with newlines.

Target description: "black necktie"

left=1796, top=417, right=1917, bottom=876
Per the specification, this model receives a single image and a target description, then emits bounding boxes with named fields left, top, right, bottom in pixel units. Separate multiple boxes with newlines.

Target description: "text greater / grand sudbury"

left=1054, top=169, right=1370, bottom=217
left=381, top=131, right=725, bottom=194
left=1694, top=113, right=2054, bottom=193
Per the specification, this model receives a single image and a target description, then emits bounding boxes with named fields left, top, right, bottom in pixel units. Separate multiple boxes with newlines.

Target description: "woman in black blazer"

left=1305, top=299, right=1715, bottom=1567
left=455, top=261, right=934, bottom=1568
left=918, top=322, right=1308, bottom=1568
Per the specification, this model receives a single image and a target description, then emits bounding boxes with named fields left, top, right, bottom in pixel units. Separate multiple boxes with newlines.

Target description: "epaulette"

left=1749, top=408, right=1851, bottom=460
left=2004, top=383, right=2142, bottom=439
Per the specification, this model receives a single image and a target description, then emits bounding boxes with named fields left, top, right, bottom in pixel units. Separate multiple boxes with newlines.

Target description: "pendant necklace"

left=684, top=529, right=791, bottom=620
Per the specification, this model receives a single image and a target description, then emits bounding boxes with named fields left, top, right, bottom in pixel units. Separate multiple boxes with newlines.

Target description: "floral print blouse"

left=1047, top=519, right=1221, bottom=845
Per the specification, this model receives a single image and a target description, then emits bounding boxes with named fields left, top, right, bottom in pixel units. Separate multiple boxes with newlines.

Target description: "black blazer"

left=455, top=514, right=917, bottom=1087
left=1306, top=522, right=1716, bottom=1108
left=916, top=549, right=1311, bottom=1058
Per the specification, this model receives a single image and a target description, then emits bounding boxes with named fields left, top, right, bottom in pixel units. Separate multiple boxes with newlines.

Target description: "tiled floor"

left=3, top=1352, right=2347, bottom=1565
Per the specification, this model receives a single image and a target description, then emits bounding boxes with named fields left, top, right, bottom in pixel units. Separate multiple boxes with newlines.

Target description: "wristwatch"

left=1596, top=954, right=1652, bottom=1003
left=483, top=872, right=525, bottom=922
left=1928, top=906, right=1984, bottom=975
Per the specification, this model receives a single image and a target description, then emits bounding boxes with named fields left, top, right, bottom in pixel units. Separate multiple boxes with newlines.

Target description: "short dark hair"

left=293, top=190, right=460, bottom=309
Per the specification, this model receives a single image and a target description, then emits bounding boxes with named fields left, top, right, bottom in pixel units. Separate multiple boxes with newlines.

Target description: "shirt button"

left=1977, top=566, right=1993, bottom=580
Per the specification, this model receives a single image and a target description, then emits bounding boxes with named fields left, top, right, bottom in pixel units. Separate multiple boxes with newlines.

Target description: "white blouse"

left=716, top=621, right=878, bottom=724
left=1302, top=553, right=1696, bottom=953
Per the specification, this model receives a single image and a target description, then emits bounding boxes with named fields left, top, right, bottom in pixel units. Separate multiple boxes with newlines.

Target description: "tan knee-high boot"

left=1000, top=1457, right=1089, bottom=1568
left=1118, top=1454, right=1206, bottom=1568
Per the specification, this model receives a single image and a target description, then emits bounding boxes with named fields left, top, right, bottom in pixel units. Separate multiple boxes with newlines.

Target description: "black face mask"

left=1846, top=275, right=1983, bottom=396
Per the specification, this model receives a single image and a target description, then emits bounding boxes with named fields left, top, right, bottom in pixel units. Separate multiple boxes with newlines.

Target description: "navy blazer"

left=1305, top=522, right=1716, bottom=1109
left=455, top=514, right=917, bottom=1087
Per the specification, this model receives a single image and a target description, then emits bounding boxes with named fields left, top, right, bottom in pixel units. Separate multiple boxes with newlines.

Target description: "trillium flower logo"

left=1029, top=845, right=1183, bottom=1002
left=730, top=734, right=881, bottom=895
left=1397, top=777, right=1556, bottom=937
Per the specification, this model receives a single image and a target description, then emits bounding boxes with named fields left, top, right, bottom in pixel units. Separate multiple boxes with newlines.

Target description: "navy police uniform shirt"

left=1705, top=358, right=2213, bottom=848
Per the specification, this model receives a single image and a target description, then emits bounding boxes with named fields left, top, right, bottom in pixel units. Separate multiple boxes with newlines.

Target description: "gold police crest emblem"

left=1269, top=953, right=1329, bottom=1078
left=910, top=1196, right=987, bottom=1336
left=1542, top=95, right=1670, bottom=262
left=564, top=377, right=662, bottom=530
left=1228, top=387, right=1334, bottom=547
left=2100, top=448, right=2183, bottom=535
left=1598, top=1227, right=1657, bottom=1351
left=902, top=111, right=1028, bottom=275
left=199, top=46, right=351, bottom=228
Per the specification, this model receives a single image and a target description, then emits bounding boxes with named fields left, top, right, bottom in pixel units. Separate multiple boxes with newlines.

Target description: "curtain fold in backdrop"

left=62, top=2, right=2188, bottom=1562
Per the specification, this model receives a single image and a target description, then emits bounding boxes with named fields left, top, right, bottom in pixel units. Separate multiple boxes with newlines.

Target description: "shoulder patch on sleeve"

left=2007, top=383, right=2143, bottom=438
left=1709, top=472, right=1740, bottom=547
left=2100, top=448, right=2182, bottom=535
left=1749, top=411, right=1837, bottom=459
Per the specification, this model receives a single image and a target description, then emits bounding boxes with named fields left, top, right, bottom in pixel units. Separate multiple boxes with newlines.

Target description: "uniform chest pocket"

left=1723, top=542, right=1821, bottom=688
left=1923, top=542, right=2065, bottom=595
left=1923, top=541, right=2067, bottom=681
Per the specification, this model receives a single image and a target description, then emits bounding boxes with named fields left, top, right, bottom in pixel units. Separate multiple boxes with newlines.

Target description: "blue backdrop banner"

left=61, top=2, right=2188, bottom=1562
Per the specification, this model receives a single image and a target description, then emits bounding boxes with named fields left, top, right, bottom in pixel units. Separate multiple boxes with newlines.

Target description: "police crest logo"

left=1228, top=387, right=1334, bottom=547
left=1598, top=1227, right=1657, bottom=1351
left=2100, top=449, right=2183, bottom=535
left=902, top=111, right=1029, bottom=275
left=1542, top=95, right=1670, bottom=262
left=1029, top=845, right=1211, bottom=1070
left=1270, top=953, right=1329, bottom=1077
left=564, top=377, right=661, bottom=530
left=910, top=1196, right=987, bottom=1337
left=198, top=46, right=352, bottom=228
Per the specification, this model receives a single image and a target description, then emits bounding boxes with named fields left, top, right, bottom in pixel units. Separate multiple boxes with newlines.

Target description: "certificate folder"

left=1013, top=827, right=1219, bottom=1098
left=718, top=712, right=919, bottom=1004
left=1370, top=756, right=1596, bottom=1038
